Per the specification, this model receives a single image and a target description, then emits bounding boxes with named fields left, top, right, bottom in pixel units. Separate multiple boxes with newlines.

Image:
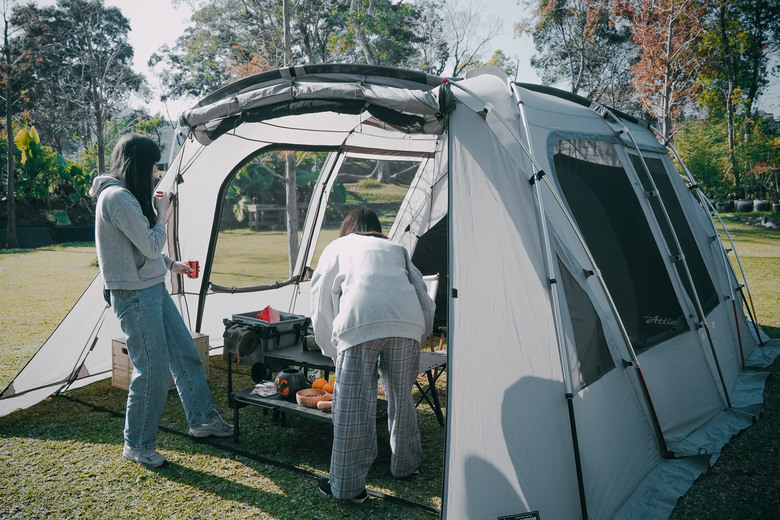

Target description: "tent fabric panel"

left=552, top=146, right=687, bottom=349
left=512, top=87, right=622, bottom=146
left=192, top=64, right=443, bottom=110
left=616, top=342, right=778, bottom=519
left=444, top=96, right=581, bottom=519
left=182, top=78, right=443, bottom=135
left=0, top=275, right=121, bottom=416
left=638, top=332, right=725, bottom=445
left=629, top=154, right=719, bottom=315
left=703, top=302, right=744, bottom=392
left=555, top=256, right=614, bottom=387
left=574, top=369, right=661, bottom=520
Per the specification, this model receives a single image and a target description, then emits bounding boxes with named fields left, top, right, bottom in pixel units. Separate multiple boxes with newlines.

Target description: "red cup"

left=186, top=259, right=199, bottom=279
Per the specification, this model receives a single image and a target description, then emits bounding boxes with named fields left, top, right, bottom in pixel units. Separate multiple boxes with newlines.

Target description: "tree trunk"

left=283, top=0, right=291, bottom=66
left=350, top=0, right=377, bottom=64
left=281, top=4, right=298, bottom=276
left=285, top=153, right=299, bottom=277
left=719, top=3, right=740, bottom=193
left=4, top=22, right=18, bottom=249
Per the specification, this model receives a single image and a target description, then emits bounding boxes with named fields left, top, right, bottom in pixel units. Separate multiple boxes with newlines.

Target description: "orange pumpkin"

left=311, top=377, right=328, bottom=390
left=322, top=380, right=335, bottom=394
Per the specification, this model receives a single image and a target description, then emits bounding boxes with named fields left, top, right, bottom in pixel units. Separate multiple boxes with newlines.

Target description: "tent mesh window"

left=552, top=140, right=687, bottom=351
left=557, top=257, right=614, bottom=387
left=629, top=154, right=719, bottom=315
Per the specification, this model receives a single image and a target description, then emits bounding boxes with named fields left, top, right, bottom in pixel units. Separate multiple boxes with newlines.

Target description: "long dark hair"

left=339, top=208, right=384, bottom=237
left=109, top=133, right=161, bottom=227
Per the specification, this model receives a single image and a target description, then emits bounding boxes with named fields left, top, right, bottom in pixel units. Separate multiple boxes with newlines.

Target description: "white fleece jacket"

left=310, top=233, right=435, bottom=359
left=89, top=175, right=172, bottom=290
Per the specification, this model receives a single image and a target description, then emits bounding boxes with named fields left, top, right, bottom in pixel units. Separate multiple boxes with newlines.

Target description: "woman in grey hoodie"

left=89, top=133, right=232, bottom=468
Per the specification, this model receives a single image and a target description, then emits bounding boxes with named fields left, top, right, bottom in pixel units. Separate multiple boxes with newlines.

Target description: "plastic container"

left=229, top=311, right=309, bottom=352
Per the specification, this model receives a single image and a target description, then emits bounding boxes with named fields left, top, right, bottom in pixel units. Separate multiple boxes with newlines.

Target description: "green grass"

left=0, top=219, right=777, bottom=519
left=0, top=243, right=444, bottom=520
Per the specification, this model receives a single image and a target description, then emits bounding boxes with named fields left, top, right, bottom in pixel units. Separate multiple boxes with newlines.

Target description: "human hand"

left=153, top=191, right=169, bottom=218
left=170, top=261, right=193, bottom=276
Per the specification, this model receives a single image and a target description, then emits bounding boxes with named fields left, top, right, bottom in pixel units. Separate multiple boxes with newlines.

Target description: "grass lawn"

left=0, top=215, right=778, bottom=519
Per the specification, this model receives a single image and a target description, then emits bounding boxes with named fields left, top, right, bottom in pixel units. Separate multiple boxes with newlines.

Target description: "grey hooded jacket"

left=89, top=175, right=172, bottom=290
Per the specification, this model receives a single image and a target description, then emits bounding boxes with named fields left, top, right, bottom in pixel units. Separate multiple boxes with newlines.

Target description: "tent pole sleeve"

left=567, top=393, right=589, bottom=520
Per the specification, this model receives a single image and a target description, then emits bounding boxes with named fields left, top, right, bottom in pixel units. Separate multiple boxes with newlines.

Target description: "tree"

left=697, top=0, right=780, bottom=194
left=17, top=0, right=144, bottom=175
left=411, top=0, right=449, bottom=75
left=444, top=0, right=502, bottom=76
left=517, top=0, right=638, bottom=111
left=613, top=0, right=707, bottom=140
left=675, top=112, right=780, bottom=201
left=1, top=0, right=40, bottom=248
left=135, top=114, right=169, bottom=157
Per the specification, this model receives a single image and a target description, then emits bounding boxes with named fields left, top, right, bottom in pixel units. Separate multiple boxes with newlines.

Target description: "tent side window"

left=629, top=154, right=719, bottom=315
left=306, top=155, right=420, bottom=270
left=557, top=257, right=615, bottom=387
left=552, top=140, right=687, bottom=351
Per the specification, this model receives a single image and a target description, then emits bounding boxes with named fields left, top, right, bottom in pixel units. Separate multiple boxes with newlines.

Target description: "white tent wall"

left=0, top=275, right=121, bottom=414
left=512, top=84, right=759, bottom=444
left=551, top=242, right=664, bottom=518
left=444, top=96, right=583, bottom=518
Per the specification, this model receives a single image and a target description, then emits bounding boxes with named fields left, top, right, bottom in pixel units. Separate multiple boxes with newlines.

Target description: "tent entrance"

left=207, top=148, right=441, bottom=295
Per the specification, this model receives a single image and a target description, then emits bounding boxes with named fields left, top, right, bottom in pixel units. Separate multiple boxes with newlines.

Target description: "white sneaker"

left=122, top=445, right=167, bottom=468
left=188, top=413, right=234, bottom=438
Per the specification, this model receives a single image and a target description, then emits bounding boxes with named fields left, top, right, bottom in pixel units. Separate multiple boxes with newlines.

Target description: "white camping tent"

left=2, top=64, right=778, bottom=519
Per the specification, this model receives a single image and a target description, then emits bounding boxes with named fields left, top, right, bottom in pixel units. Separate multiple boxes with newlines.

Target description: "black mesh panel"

left=553, top=142, right=687, bottom=350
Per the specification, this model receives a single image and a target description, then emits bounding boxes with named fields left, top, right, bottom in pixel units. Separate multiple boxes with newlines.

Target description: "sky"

left=25, top=0, right=780, bottom=118
left=105, top=0, right=540, bottom=119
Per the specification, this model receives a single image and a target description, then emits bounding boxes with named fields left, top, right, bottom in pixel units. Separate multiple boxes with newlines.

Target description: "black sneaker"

left=318, top=478, right=368, bottom=504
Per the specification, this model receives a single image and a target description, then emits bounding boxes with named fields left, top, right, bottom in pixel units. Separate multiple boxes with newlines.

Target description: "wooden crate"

left=112, top=332, right=210, bottom=391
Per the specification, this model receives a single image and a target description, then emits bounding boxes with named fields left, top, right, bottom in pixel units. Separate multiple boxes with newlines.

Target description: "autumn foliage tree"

left=613, top=0, right=708, bottom=140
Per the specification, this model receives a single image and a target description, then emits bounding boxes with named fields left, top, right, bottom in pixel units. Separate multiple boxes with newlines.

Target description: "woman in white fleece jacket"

left=311, top=208, right=435, bottom=503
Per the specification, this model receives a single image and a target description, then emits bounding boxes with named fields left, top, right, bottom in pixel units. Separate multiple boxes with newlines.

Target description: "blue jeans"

left=111, top=283, right=217, bottom=449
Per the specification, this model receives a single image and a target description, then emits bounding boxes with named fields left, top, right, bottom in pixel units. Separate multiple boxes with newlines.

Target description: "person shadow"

left=461, top=375, right=579, bottom=519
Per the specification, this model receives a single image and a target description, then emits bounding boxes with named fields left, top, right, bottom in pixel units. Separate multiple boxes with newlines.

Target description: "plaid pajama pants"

left=329, top=337, right=423, bottom=499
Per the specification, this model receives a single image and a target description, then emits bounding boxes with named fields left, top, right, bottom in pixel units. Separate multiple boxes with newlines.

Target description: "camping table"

left=229, top=345, right=447, bottom=443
